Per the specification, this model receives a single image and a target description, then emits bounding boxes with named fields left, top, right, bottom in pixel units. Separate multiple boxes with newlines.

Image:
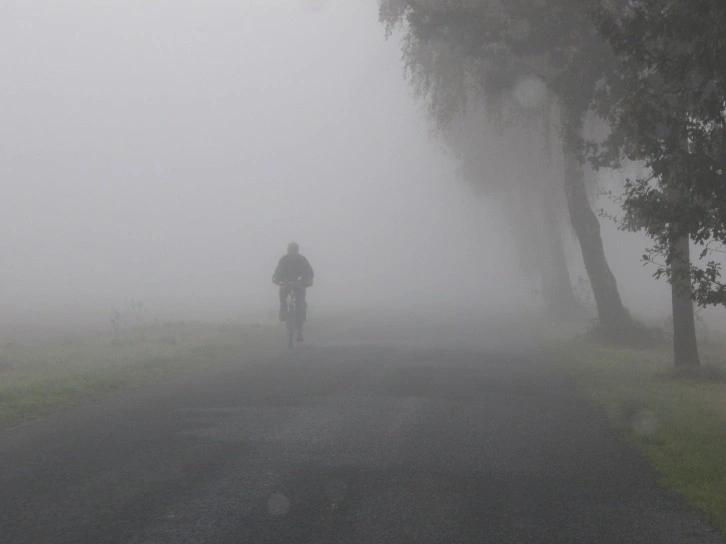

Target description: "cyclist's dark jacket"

left=273, top=254, right=314, bottom=285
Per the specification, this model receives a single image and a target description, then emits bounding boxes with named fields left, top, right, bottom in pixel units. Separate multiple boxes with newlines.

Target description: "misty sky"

left=1, top=0, right=712, bottom=330
left=0, top=0, right=530, bottom=325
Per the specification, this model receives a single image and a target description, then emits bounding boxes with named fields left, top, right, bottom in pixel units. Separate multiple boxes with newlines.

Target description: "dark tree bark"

left=667, top=119, right=700, bottom=366
left=561, top=105, right=633, bottom=341
left=668, top=123, right=700, bottom=366
left=541, top=193, right=581, bottom=319
left=670, top=233, right=700, bottom=366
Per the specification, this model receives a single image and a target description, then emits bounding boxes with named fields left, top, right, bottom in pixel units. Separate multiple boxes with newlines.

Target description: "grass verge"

left=0, top=321, right=281, bottom=429
left=543, top=324, right=726, bottom=533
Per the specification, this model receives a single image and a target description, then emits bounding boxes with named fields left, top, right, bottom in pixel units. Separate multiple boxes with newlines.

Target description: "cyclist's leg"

left=299, top=288, right=307, bottom=322
left=279, top=286, right=288, bottom=321
left=295, top=286, right=305, bottom=341
left=287, top=300, right=295, bottom=348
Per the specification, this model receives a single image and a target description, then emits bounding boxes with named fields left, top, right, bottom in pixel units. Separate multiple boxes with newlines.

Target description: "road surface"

left=0, top=316, right=722, bottom=543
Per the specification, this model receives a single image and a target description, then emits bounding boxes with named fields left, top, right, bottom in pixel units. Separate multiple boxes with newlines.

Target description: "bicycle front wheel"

left=287, top=303, right=296, bottom=349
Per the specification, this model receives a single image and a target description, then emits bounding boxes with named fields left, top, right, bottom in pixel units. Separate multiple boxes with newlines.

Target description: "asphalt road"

left=0, top=316, right=722, bottom=543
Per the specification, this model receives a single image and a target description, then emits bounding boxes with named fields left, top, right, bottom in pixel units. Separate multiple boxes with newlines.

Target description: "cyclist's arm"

left=272, top=258, right=284, bottom=285
left=304, top=257, right=314, bottom=286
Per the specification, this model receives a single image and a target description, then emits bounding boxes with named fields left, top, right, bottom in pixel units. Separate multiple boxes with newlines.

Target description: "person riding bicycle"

left=272, top=243, right=314, bottom=334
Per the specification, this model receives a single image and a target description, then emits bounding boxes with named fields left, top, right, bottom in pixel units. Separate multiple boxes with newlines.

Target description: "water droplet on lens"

left=631, top=410, right=658, bottom=436
left=513, top=76, right=547, bottom=109
left=267, top=493, right=290, bottom=517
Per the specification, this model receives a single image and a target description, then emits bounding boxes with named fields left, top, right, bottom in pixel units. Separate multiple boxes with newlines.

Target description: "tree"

left=590, top=0, right=726, bottom=365
left=450, top=104, right=581, bottom=318
left=380, top=0, right=636, bottom=341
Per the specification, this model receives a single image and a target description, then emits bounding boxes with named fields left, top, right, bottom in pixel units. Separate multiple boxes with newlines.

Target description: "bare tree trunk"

left=541, top=194, right=580, bottom=319
left=666, top=117, right=701, bottom=366
left=538, top=103, right=580, bottom=320
left=668, top=123, right=700, bottom=366
left=670, top=233, right=700, bottom=366
left=561, top=105, right=633, bottom=341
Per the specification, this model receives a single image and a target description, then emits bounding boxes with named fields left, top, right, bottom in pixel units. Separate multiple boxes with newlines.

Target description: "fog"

left=0, top=0, right=525, bottom=330
left=4, top=5, right=726, bottom=541
left=1, top=0, right=721, bottom=333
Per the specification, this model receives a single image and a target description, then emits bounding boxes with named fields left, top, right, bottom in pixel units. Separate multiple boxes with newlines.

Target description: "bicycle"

left=281, top=281, right=304, bottom=349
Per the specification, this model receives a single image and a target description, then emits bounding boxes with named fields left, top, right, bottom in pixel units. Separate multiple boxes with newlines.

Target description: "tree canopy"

left=591, top=0, right=726, bottom=307
left=380, top=0, right=637, bottom=342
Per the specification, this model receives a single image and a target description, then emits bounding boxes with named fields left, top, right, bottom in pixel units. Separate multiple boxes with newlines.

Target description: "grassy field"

left=0, top=320, right=282, bottom=429
left=543, top=323, right=726, bottom=533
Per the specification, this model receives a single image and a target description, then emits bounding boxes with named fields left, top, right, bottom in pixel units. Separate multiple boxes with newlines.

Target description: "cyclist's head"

left=287, top=242, right=300, bottom=254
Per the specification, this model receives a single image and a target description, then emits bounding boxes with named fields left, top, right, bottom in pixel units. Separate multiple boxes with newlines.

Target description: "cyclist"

left=272, top=243, right=314, bottom=340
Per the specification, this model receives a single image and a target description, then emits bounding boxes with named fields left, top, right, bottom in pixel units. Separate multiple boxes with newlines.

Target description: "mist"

left=0, top=0, right=530, bottom=330
left=2, top=0, right=722, bottom=335
left=4, top=3, right=726, bottom=542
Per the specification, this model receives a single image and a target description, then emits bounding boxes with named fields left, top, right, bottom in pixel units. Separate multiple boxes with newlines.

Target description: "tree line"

left=378, top=0, right=726, bottom=367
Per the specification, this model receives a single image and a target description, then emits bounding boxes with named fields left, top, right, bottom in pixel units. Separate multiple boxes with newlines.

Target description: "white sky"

left=0, top=0, right=525, bottom=325
left=2, top=0, right=719, bottom=331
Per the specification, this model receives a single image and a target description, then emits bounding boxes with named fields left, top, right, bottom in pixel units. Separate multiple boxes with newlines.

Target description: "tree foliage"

left=382, top=0, right=585, bottom=316
left=590, top=0, right=726, bottom=306
left=380, top=0, right=638, bottom=340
